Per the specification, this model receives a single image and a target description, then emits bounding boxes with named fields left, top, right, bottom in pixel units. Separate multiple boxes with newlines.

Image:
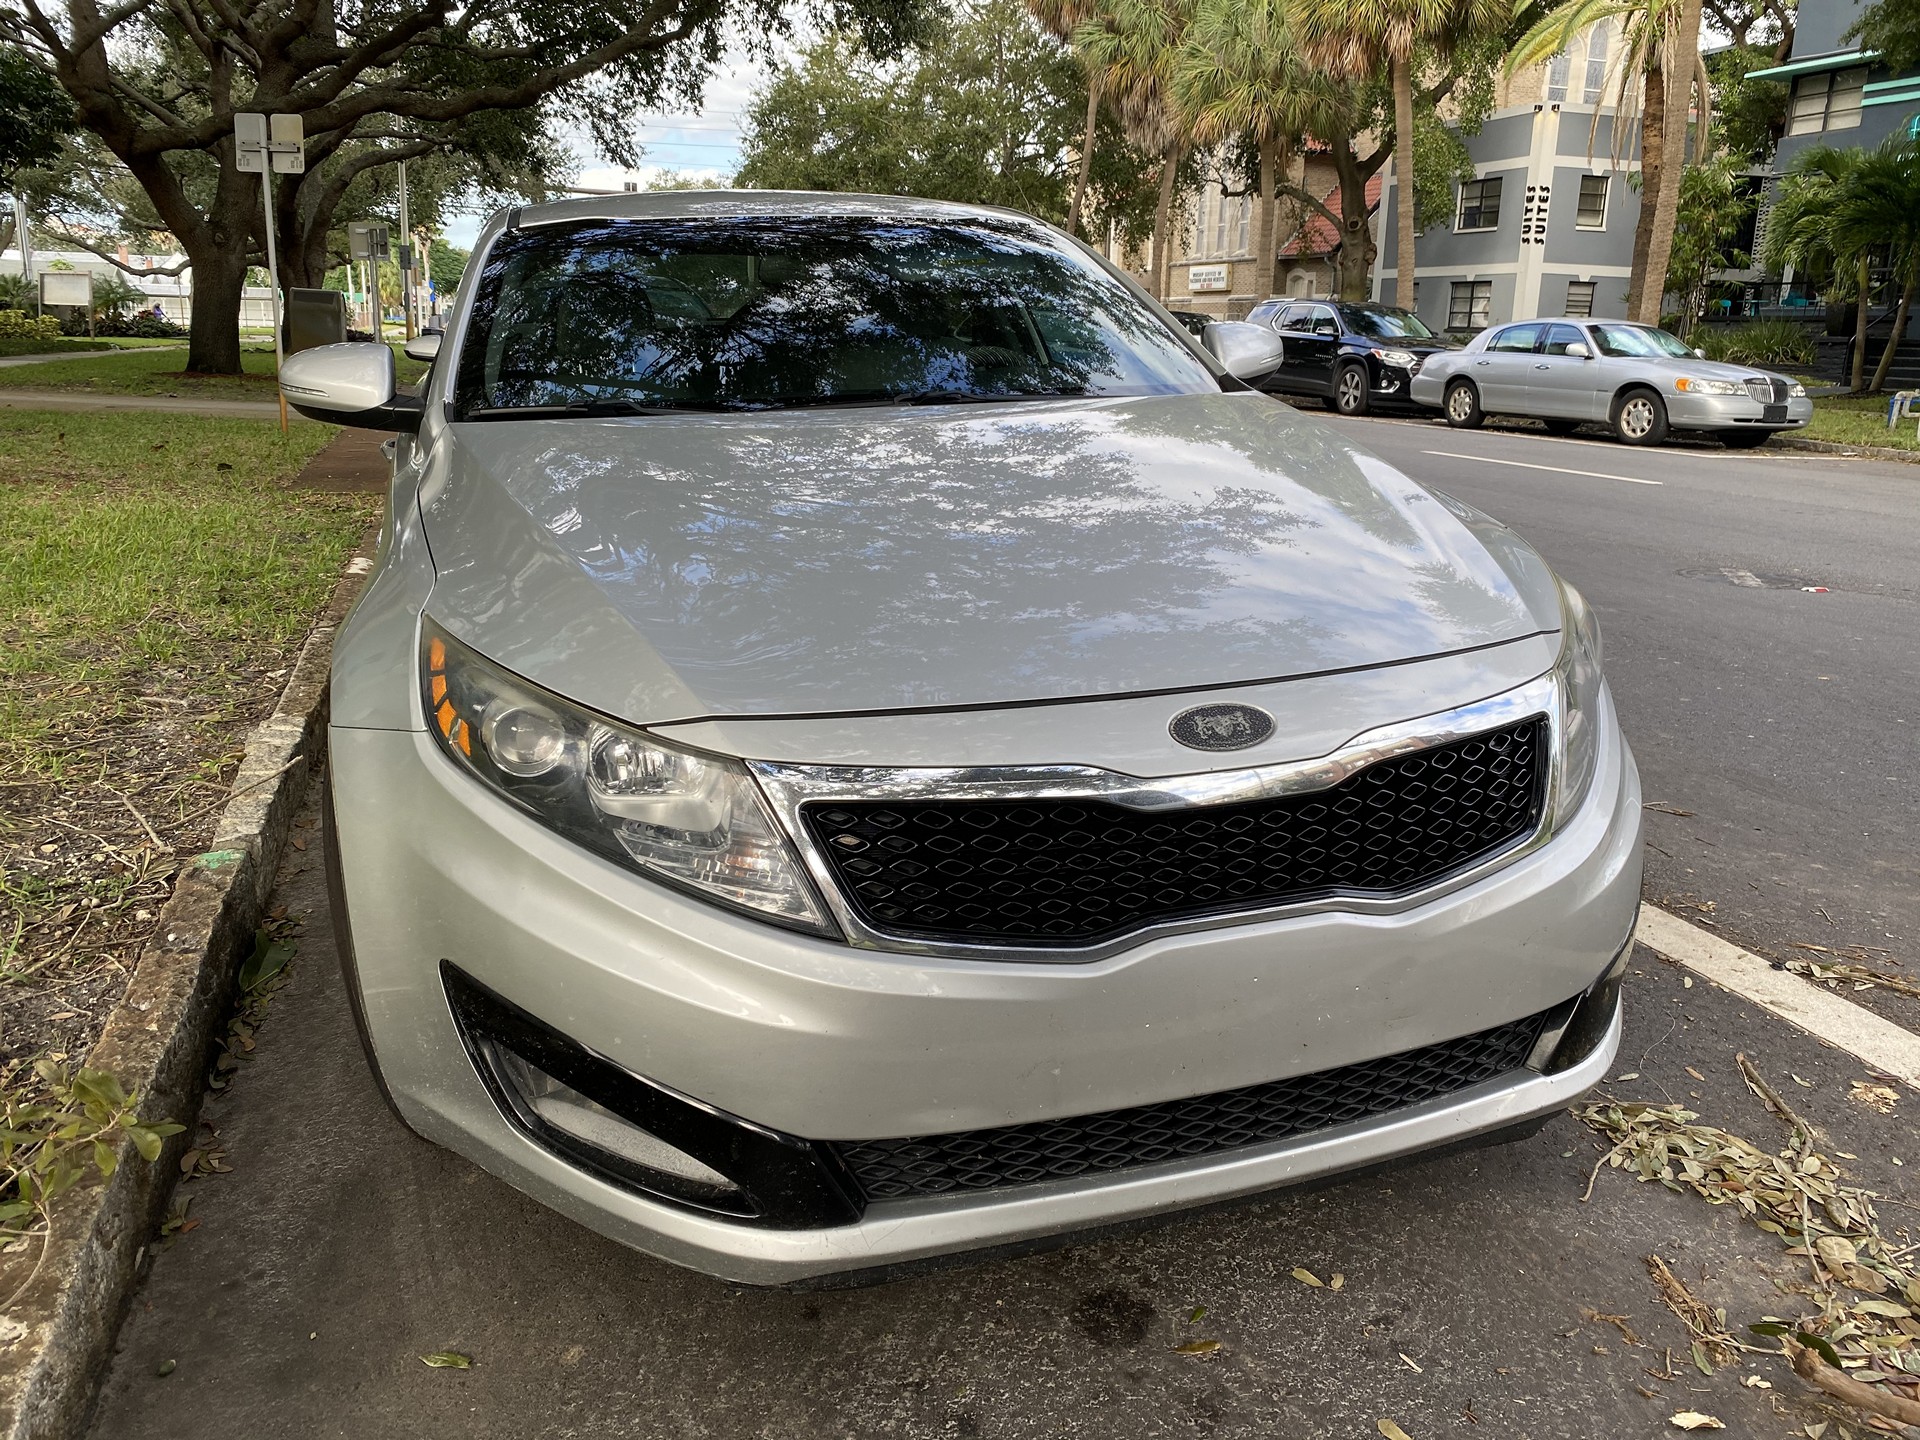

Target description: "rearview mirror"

left=280, top=342, right=423, bottom=432
left=403, top=331, right=442, bottom=362
left=1203, top=321, right=1286, bottom=381
left=1565, top=341, right=1591, bottom=358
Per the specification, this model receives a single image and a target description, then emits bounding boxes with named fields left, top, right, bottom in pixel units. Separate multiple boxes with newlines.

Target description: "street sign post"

left=235, top=112, right=305, bottom=432
left=347, top=222, right=390, bottom=345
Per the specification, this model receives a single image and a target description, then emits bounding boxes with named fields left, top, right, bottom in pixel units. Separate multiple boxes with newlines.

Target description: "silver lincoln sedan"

left=1411, top=317, right=1812, bottom=446
left=284, top=192, right=1642, bottom=1284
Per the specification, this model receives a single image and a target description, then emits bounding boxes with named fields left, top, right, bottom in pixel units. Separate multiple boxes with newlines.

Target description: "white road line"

left=1421, top=450, right=1665, bottom=486
left=1634, top=904, right=1920, bottom=1088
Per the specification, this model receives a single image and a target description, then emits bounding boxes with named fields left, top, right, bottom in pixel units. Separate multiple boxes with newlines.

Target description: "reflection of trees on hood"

left=435, top=393, right=1536, bottom=713
left=458, top=216, right=1212, bottom=411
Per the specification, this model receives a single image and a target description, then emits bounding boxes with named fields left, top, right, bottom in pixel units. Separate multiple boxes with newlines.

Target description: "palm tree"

left=1634, top=0, right=1703, bottom=324
left=1173, top=0, right=1327, bottom=301
left=1505, top=0, right=1710, bottom=321
left=1288, top=0, right=1508, bottom=307
left=1074, top=0, right=1196, bottom=299
left=1843, top=139, right=1920, bottom=393
left=1028, top=0, right=1104, bottom=236
left=1763, top=145, right=1876, bottom=392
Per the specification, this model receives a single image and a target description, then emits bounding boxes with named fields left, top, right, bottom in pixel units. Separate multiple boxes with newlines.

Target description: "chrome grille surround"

left=749, top=671, right=1570, bottom=962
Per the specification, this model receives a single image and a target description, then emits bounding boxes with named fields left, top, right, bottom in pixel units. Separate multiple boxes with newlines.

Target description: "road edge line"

left=1634, top=904, right=1920, bottom=1088
left=0, top=546, right=369, bottom=1440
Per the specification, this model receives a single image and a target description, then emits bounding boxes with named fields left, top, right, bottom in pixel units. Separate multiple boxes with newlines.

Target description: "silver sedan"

left=1410, top=317, right=1813, bottom=447
left=279, top=193, right=1639, bottom=1284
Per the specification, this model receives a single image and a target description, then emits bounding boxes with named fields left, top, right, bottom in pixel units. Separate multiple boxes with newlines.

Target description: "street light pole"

left=398, top=159, right=415, bottom=340
left=14, top=193, right=36, bottom=313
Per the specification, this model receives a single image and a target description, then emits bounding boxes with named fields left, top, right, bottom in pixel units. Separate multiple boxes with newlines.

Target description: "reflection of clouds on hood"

left=429, top=392, right=1545, bottom=718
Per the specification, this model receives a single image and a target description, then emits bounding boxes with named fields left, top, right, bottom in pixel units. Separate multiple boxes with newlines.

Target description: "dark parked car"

left=1246, top=300, right=1458, bottom=415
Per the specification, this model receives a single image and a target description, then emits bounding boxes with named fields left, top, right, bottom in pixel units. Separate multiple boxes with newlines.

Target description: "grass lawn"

left=0, top=343, right=430, bottom=398
left=0, top=409, right=373, bottom=1101
left=1804, top=393, right=1920, bottom=452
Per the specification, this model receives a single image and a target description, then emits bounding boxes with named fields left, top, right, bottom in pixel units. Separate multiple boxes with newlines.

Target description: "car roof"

left=508, top=189, right=1056, bottom=232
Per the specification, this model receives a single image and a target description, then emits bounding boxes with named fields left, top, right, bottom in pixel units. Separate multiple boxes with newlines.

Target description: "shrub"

left=0, top=310, right=64, bottom=342
left=1696, top=319, right=1818, bottom=369
left=58, top=311, right=186, bottom=338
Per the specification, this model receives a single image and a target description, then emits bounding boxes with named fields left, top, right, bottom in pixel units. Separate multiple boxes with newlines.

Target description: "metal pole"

left=398, top=160, right=415, bottom=340
left=15, top=193, right=37, bottom=313
left=259, top=167, right=288, bottom=434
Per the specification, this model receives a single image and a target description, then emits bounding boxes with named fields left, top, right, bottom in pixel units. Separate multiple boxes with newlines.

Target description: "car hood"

left=418, top=392, right=1560, bottom=723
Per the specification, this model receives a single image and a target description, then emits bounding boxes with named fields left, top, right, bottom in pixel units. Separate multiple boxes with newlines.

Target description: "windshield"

left=1339, top=305, right=1437, bottom=341
left=452, top=217, right=1220, bottom=416
left=1589, top=323, right=1694, bottom=359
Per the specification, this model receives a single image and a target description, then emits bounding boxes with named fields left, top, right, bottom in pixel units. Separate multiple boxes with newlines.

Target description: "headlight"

left=421, top=623, right=835, bottom=935
left=1551, top=580, right=1606, bottom=829
left=1371, top=347, right=1419, bottom=368
left=1789, top=381, right=1807, bottom=398
left=1672, top=377, right=1745, bottom=395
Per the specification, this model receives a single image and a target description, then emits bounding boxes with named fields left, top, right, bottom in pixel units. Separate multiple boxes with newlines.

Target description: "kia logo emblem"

left=1169, top=703, right=1275, bottom=752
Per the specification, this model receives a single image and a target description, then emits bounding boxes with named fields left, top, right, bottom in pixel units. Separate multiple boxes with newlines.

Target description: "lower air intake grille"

left=834, top=1011, right=1550, bottom=1201
left=802, top=717, right=1546, bottom=947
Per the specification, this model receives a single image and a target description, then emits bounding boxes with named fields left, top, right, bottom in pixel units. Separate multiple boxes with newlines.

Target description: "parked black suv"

left=1246, top=300, right=1458, bottom=416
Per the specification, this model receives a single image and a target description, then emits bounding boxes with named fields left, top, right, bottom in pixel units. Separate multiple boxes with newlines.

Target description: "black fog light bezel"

left=442, top=962, right=864, bottom=1230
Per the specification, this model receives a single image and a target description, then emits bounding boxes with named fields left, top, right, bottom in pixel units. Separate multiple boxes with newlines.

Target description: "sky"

left=439, top=46, right=771, bottom=248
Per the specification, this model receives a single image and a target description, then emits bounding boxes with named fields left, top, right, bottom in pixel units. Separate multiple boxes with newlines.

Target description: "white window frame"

left=1582, top=23, right=1611, bottom=104
left=1448, top=280, right=1493, bottom=330
left=1546, top=48, right=1571, bottom=104
left=1455, top=176, right=1502, bottom=233
left=1575, top=174, right=1610, bottom=230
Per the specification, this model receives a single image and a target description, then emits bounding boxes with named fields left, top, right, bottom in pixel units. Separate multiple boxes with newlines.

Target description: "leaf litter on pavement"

left=1579, top=1050, right=1920, bottom=1429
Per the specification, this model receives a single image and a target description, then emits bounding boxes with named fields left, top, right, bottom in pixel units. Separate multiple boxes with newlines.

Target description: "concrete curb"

left=0, top=557, right=367, bottom=1440
left=1774, top=433, right=1920, bottom=465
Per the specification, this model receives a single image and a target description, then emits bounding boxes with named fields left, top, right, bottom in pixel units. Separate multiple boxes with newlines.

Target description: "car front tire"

left=1443, top=378, right=1484, bottom=429
left=1333, top=361, right=1371, bottom=416
left=1611, top=387, right=1669, bottom=446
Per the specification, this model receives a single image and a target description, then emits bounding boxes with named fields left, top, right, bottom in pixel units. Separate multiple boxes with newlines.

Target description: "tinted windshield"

left=1589, top=323, right=1693, bottom=359
left=453, top=217, right=1219, bottom=416
left=1339, top=305, right=1437, bottom=341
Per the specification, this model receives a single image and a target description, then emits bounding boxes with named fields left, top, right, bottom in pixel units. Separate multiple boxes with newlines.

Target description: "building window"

left=1456, top=176, right=1502, bottom=231
left=1788, top=68, right=1867, bottom=135
left=1449, top=280, right=1493, bottom=329
left=1546, top=48, right=1571, bottom=103
left=1576, top=175, right=1609, bottom=229
left=1235, top=195, right=1251, bottom=257
left=1566, top=280, right=1597, bottom=318
left=1582, top=23, right=1611, bottom=103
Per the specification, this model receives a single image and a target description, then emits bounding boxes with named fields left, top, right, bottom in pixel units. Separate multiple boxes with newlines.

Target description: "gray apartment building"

left=1755, top=0, right=1919, bottom=175
left=1371, top=23, right=1643, bottom=331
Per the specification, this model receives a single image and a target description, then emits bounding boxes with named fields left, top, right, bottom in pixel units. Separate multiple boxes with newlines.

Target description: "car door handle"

left=1474, top=360, right=1491, bottom=367
left=1533, top=363, right=1551, bottom=370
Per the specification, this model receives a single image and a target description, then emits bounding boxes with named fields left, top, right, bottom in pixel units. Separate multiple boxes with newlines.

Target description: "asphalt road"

left=89, top=414, right=1920, bottom=1439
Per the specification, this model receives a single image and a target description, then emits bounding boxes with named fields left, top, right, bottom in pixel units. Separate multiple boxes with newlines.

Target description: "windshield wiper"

left=460, top=398, right=714, bottom=420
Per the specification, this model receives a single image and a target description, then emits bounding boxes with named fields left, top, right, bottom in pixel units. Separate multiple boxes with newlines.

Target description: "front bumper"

left=1668, top=391, right=1813, bottom=430
left=330, top=696, right=1642, bottom=1284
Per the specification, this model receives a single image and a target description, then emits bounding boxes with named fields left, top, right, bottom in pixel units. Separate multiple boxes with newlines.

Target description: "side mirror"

left=1693, top=347, right=1706, bottom=358
left=1203, top=320, right=1286, bottom=381
left=280, top=342, right=423, bottom=432
left=404, top=331, right=442, bottom=362
left=1565, top=341, right=1591, bottom=358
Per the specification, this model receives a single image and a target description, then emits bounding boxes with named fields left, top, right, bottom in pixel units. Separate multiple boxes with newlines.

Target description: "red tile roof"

left=1280, top=174, right=1381, bottom=259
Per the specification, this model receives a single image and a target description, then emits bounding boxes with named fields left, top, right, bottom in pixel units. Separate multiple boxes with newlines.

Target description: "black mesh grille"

left=803, top=717, right=1546, bottom=946
left=834, top=1012, right=1549, bottom=1201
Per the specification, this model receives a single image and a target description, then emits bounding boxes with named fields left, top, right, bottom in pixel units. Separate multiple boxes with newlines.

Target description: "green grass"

left=1804, top=393, right=1920, bottom=453
left=0, top=343, right=429, bottom=397
left=0, top=406, right=372, bottom=1150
